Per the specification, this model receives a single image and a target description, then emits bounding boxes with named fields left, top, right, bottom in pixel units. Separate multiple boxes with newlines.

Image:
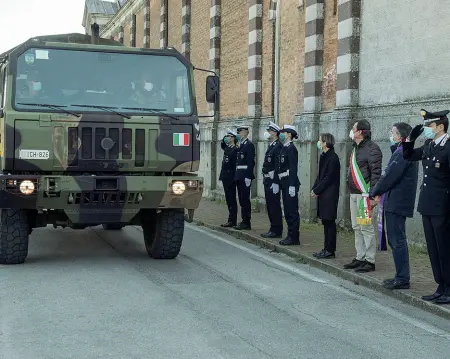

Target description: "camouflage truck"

left=0, top=26, right=219, bottom=265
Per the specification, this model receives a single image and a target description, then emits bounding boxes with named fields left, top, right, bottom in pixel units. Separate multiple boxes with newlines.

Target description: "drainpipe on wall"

left=273, top=0, right=281, bottom=125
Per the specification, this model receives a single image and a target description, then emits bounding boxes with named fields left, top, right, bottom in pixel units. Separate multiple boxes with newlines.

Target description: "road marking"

left=186, top=224, right=328, bottom=284
left=187, top=224, right=450, bottom=341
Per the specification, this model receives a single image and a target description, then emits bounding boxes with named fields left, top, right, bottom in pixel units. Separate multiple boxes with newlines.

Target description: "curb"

left=192, top=219, right=450, bottom=321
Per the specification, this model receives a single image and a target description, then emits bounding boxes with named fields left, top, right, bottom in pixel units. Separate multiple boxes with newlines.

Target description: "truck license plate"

left=19, top=149, right=50, bottom=160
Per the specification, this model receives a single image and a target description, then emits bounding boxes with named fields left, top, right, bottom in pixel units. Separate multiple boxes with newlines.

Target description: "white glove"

left=268, top=170, right=274, bottom=180
left=289, top=186, right=295, bottom=197
left=245, top=178, right=251, bottom=187
left=271, top=183, right=279, bottom=194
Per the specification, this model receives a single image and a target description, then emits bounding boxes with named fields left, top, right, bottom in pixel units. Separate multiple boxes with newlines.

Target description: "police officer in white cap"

left=261, top=121, right=283, bottom=238
left=403, top=109, right=450, bottom=305
left=233, top=125, right=256, bottom=230
left=219, top=129, right=239, bottom=228
left=273, top=124, right=300, bottom=245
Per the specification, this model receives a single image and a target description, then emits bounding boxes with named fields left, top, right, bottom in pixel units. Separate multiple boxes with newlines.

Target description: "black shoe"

left=383, top=278, right=395, bottom=285
left=383, top=280, right=410, bottom=290
left=313, top=249, right=326, bottom=258
left=220, top=222, right=235, bottom=228
left=234, top=222, right=251, bottom=230
left=433, top=295, right=450, bottom=305
left=354, top=261, right=375, bottom=272
left=261, top=231, right=282, bottom=238
left=422, top=292, right=443, bottom=301
left=316, top=250, right=335, bottom=259
left=279, top=236, right=300, bottom=246
left=343, top=259, right=365, bottom=269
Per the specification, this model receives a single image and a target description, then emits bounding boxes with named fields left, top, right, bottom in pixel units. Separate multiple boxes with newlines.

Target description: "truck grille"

left=68, top=191, right=144, bottom=206
left=67, top=127, right=147, bottom=167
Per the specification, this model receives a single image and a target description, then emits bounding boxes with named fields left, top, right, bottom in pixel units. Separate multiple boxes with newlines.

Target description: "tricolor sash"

left=350, top=148, right=372, bottom=225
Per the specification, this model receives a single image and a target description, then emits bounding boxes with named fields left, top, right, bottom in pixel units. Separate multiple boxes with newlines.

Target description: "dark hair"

left=393, top=122, right=412, bottom=139
left=430, top=118, right=449, bottom=133
left=320, top=133, right=335, bottom=149
left=355, top=120, right=371, bottom=140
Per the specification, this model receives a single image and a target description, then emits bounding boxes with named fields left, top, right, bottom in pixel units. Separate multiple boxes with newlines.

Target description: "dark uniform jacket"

left=403, top=136, right=450, bottom=216
left=274, top=142, right=300, bottom=188
left=234, top=138, right=256, bottom=181
left=312, top=148, right=341, bottom=220
left=347, top=139, right=383, bottom=195
left=370, top=144, right=419, bottom=218
left=219, top=138, right=238, bottom=182
left=262, top=140, right=282, bottom=185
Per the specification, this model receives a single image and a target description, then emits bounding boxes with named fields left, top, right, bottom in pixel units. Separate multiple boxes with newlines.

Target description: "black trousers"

left=422, top=215, right=450, bottom=293
left=236, top=179, right=251, bottom=224
left=264, top=181, right=282, bottom=235
left=280, top=180, right=300, bottom=241
left=222, top=180, right=237, bottom=225
left=322, top=219, right=336, bottom=253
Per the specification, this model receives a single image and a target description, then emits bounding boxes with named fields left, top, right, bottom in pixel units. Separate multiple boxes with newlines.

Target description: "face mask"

left=144, top=82, right=153, bottom=92
left=224, top=136, right=229, bottom=144
left=263, top=132, right=271, bottom=140
left=32, top=81, right=42, bottom=91
left=235, top=134, right=241, bottom=142
left=349, top=130, right=355, bottom=140
left=389, top=135, right=399, bottom=145
left=317, top=141, right=323, bottom=152
left=423, top=126, right=435, bottom=139
left=279, top=133, right=286, bottom=142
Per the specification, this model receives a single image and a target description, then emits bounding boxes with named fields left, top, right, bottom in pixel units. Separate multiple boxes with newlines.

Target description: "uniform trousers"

left=222, top=180, right=237, bottom=225
left=236, top=180, right=251, bottom=224
left=263, top=180, right=282, bottom=235
left=280, top=179, right=300, bottom=241
left=422, top=215, right=450, bottom=294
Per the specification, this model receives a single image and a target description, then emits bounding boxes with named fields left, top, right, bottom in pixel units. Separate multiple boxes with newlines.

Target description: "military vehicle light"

left=172, top=181, right=186, bottom=195
left=19, top=180, right=35, bottom=195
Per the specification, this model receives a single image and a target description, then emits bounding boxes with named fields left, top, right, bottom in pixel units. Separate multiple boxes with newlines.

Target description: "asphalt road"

left=1, top=223, right=450, bottom=359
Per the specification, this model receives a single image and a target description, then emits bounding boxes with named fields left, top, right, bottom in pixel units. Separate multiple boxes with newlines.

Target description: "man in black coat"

left=219, top=128, right=239, bottom=228
left=344, top=119, right=383, bottom=273
left=233, top=125, right=256, bottom=230
left=261, top=121, right=283, bottom=238
left=403, top=109, right=450, bottom=305
left=311, top=133, right=341, bottom=259
left=370, top=122, right=419, bottom=290
left=273, top=124, right=300, bottom=245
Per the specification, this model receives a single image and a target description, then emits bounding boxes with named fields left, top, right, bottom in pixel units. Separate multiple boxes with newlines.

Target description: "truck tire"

left=102, top=224, right=123, bottom=230
left=0, top=209, right=30, bottom=265
left=143, top=209, right=184, bottom=259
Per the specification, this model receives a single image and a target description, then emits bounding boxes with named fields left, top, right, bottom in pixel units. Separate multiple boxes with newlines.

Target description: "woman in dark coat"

left=311, top=133, right=341, bottom=259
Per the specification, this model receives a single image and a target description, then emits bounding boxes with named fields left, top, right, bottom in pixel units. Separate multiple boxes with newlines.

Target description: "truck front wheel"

left=0, top=209, right=30, bottom=265
left=142, top=209, right=184, bottom=259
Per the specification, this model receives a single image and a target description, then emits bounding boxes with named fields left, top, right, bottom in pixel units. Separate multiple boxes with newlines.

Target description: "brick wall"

left=167, top=0, right=182, bottom=52
left=261, top=0, right=274, bottom=117
left=278, top=3, right=305, bottom=126
left=220, top=1, right=249, bottom=119
left=190, top=0, right=210, bottom=117
left=136, top=7, right=145, bottom=48
left=150, top=0, right=160, bottom=48
left=322, top=0, right=338, bottom=111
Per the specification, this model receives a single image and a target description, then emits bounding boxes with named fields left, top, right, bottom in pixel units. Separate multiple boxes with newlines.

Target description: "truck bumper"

left=0, top=175, right=204, bottom=224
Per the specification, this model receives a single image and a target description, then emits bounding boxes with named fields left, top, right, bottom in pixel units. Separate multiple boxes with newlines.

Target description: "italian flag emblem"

left=173, top=133, right=190, bottom=146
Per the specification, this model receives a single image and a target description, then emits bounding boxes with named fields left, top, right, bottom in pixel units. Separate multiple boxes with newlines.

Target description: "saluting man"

left=233, top=125, right=256, bottom=230
left=273, top=124, right=300, bottom=245
left=403, top=109, right=450, bottom=305
left=219, top=128, right=239, bottom=228
left=261, top=121, right=283, bottom=238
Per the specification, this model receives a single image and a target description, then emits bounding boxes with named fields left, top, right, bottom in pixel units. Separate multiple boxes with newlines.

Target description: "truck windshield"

left=13, top=47, right=192, bottom=116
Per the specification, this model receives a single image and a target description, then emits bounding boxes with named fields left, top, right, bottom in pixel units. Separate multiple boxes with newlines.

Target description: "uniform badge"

left=281, top=157, right=285, bottom=163
left=241, top=154, right=244, bottom=159
left=435, top=162, right=440, bottom=168
left=225, top=158, right=229, bottom=163
left=268, top=157, right=271, bottom=162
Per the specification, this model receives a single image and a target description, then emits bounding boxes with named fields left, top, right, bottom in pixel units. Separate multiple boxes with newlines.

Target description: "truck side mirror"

left=205, top=75, right=219, bottom=105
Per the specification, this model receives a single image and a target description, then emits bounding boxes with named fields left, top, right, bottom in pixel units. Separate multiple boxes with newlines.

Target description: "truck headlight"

left=172, top=181, right=186, bottom=195
left=19, top=180, right=35, bottom=195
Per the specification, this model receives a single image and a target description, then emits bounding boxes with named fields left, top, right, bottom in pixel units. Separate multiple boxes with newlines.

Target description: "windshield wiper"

left=17, top=102, right=80, bottom=117
left=71, top=104, right=131, bottom=119
left=122, top=107, right=178, bottom=121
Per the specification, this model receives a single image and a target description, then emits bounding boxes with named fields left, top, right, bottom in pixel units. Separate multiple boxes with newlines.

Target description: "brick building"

left=87, top=0, right=450, bottom=246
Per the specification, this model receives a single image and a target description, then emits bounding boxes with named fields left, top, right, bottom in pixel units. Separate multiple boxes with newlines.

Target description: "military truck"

left=0, top=24, right=219, bottom=264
